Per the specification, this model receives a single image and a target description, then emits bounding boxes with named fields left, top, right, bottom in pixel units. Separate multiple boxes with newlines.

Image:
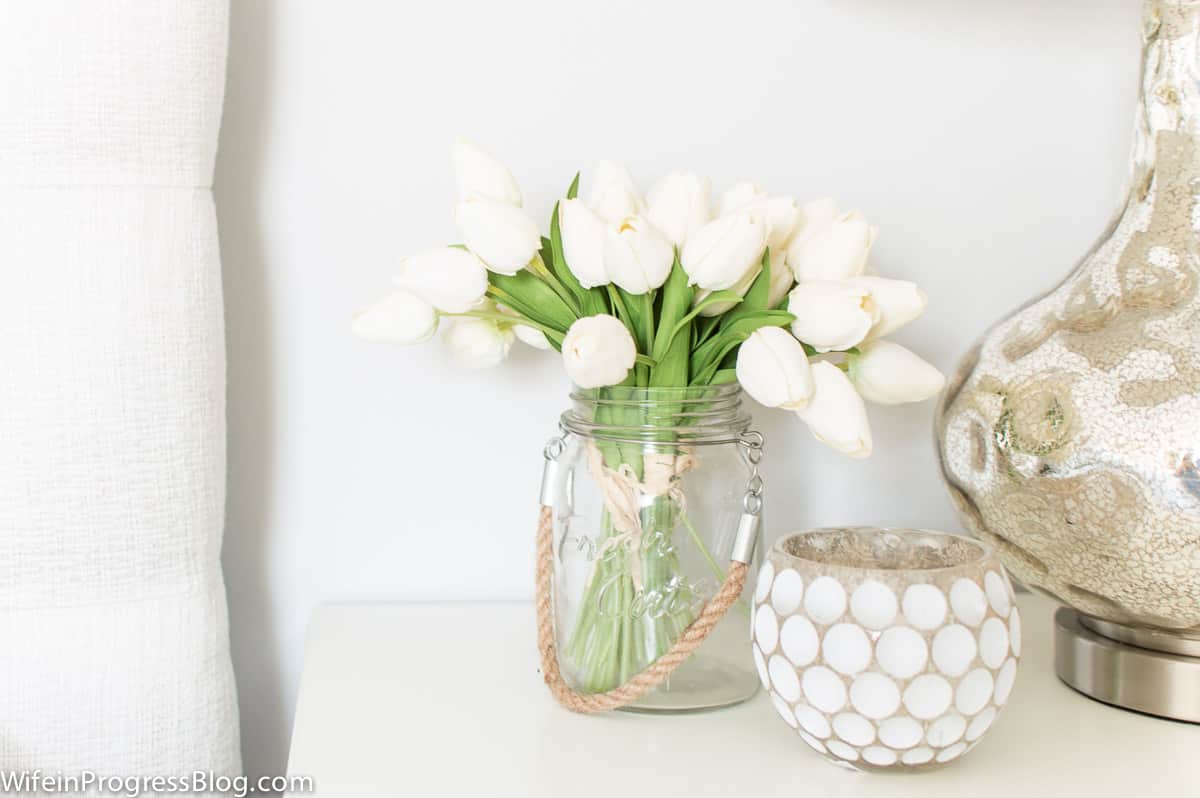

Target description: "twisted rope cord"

left=535, top=505, right=748, bottom=714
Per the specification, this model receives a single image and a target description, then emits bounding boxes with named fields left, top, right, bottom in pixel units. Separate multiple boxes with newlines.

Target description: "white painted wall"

left=214, top=0, right=1142, bottom=777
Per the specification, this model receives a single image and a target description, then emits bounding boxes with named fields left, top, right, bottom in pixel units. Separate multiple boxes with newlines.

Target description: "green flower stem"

left=527, top=253, right=581, bottom=315
left=677, top=508, right=723, bottom=586
left=565, top=492, right=699, bottom=695
left=444, top=310, right=560, bottom=337
left=677, top=506, right=750, bottom=619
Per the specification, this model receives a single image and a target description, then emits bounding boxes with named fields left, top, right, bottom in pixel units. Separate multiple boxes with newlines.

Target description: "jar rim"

left=562, top=383, right=751, bottom=445
left=569, top=382, right=743, bottom=401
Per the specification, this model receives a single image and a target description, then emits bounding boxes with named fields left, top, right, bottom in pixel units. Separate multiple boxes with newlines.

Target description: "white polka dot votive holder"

left=752, top=527, right=1020, bottom=772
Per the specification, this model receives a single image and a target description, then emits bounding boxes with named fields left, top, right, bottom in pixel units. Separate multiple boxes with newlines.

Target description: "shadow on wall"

left=215, top=0, right=282, bottom=781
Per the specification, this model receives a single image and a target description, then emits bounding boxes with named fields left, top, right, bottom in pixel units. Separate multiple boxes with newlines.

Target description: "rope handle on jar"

left=534, top=431, right=765, bottom=714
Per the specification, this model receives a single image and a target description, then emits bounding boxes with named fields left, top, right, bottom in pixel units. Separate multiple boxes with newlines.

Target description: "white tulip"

left=851, top=276, right=928, bottom=339
left=351, top=290, right=438, bottom=344
left=693, top=264, right=759, bottom=316
left=443, top=316, right=515, bottom=368
left=455, top=196, right=541, bottom=276
left=646, top=170, right=711, bottom=247
left=762, top=196, right=803, bottom=251
left=736, top=327, right=815, bottom=410
left=766, top=250, right=795, bottom=308
left=513, top=323, right=551, bottom=350
left=849, top=340, right=945, bottom=405
left=453, top=139, right=522, bottom=206
left=790, top=197, right=839, bottom=243
left=715, top=181, right=766, bottom=217
left=603, top=216, right=674, bottom=294
left=562, top=314, right=638, bottom=389
left=680, top=207, right=769, bottom=291
left=496, top=304, right=553, bottom=350
left=788, top=280, right=879, bottom=353
left=796, top=361, right=873, bottom=459
left=395, top=247, right=489, bottom=314
left=588, top=161, right=646, bottom=222
left=787, top=209, right=877, bottom=283
left=558, top=198, right=610, bottom=288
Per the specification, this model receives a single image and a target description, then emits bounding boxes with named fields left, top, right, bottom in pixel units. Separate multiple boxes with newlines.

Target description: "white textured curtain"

left=0, top=0, right=240, bottom=778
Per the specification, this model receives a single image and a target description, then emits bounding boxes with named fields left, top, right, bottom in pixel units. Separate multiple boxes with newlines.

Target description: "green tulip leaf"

left=488, top=270, right=576, bottom=333
left=690, top=309, right=796, bottom=385
left=650, top=258, right=694, bottom=387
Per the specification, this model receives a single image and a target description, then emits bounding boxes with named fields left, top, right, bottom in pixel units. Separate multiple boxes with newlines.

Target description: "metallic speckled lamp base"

left=1055, top=608, right=1200, bottom=724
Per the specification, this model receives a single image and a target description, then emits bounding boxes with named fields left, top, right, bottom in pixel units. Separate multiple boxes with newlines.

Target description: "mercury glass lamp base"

left=1055, top=608, right=1200, bottom=724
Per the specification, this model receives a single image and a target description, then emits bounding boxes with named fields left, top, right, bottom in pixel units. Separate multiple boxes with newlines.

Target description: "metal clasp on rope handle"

left=540, top=434, right=567, bottom=508
left=731, top=431, right=764, bottom=565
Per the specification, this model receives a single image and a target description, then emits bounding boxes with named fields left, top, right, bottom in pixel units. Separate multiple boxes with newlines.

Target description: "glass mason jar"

left=542, top=384, right=763, bottom=712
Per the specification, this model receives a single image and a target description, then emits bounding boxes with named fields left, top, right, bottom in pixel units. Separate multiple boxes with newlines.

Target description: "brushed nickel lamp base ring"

left=1055, top=608, right=1200, bottom=724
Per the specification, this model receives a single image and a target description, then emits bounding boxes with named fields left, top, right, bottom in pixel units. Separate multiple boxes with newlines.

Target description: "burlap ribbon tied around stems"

left=583, top=441, right=697, bottom=592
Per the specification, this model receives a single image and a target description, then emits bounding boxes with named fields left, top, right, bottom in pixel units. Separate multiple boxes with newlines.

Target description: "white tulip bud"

left=558, top=198, right=610, bottom=288
left=849, top=340, right=945, bottom=405
left=646, top=170, right=711, bottom=247
left=453, top=139, right=522, bottom=206
left=790, top=198, right=839, bottom=243
left=587, top=161, right=646, bottom=222
left=787, top=209, right=877, bottom=283
left=497, top=304, right=553, bottom=350
left=796, top=361, right=873, bottom=459
left=513, top=324, right=551, bottom=350
left=680, top=207, right=769, bottom=291
left=736, top=327, right=815, bottom=410
left=761, top=196, right=803, bottom=251
left=443, top=316, right=515, bottom=368
left=352, top=290, right=438, bottom=344
left=395, top=247, right=489, bottom=314
left=603, top=215, right=674, bottom=294
left=562, top=314, right=638, bottom=389
left=455, top=196, right=542, bottom=276
left=851, top=276, right=928, bottom=339
left=766, top=250, right=795, bottom=309
left=788, top=280, right=879, bottom=353
left=715, top=181, right=767, bottom=217
left=693, top=264, right=759, bottom=317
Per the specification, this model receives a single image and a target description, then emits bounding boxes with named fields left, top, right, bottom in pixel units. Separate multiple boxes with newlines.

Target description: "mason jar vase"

left=541, top=384, right=764, bottom=712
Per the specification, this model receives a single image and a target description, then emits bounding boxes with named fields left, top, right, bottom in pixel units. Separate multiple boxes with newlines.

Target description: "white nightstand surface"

left=285, top=594, right=1198, bottom=797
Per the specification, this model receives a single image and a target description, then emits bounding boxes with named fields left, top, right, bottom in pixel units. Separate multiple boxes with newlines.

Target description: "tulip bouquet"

left=356, top=141, right=945, bottom=693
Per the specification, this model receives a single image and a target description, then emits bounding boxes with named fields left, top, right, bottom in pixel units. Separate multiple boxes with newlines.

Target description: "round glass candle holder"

left=751, top=528, right=1021, bottom=772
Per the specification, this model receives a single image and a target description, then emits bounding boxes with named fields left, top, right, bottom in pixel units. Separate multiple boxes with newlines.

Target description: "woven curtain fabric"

left=0, top=0, right=240, bottom=780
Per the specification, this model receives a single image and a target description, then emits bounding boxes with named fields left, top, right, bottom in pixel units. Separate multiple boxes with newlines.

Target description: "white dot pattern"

left=754, top=604, right=778, bottom=654
left=850, top=672, right=901, bottom=720
left=863, top=746, right=898, bottom=766
left=795, top=704, right=832, bottom=739
left=800, top=731, right=827, bottom=754
left=876, top=626, right=928, bottom=679
left=833, top=713, right=876, bottom=746
left=950, top=579, right=988, bottom=627
left=768, top=654, right=801, bottom=702
left=851, top=580, right=897, bottom=629
left=773, top=693, right=798, bottom=727
left=780, top=615, right=819, bottom=667
left=804, top=576, right=847, bottom=625
left=771, top=569, right=805, bottom=615
left=823, top=623, right=872, bottom=676
left=931, top=624, right=976, bottom=677
left=903, top=584, right=947, bottom=630
left=754, top=560, right=1021, bottom=771
left=754, top=562, right=774, bottom=604
left=985, top=570, right=1012, bottom=618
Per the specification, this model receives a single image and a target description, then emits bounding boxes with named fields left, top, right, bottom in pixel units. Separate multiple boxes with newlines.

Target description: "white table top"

left=285, top=593, right=1198, bottom=797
